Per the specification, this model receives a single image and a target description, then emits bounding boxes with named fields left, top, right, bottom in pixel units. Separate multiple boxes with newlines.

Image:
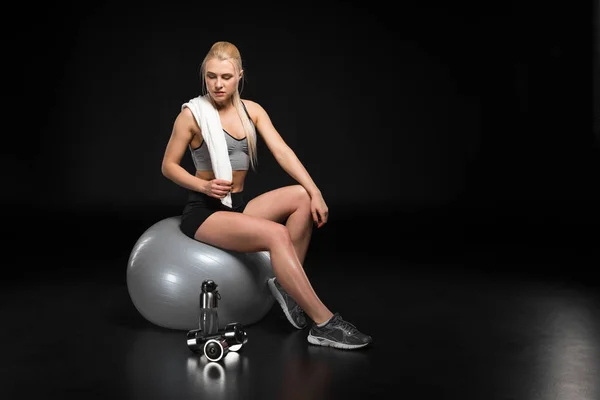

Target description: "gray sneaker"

left=268, top=277, right=307, bottom=329
left=307, top=313, right=372, bottom=350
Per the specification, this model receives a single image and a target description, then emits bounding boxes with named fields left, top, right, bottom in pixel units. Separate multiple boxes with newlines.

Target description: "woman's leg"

left=194, top=210, right=333, bottom=325
left=243, top=185, right=313, bottom=264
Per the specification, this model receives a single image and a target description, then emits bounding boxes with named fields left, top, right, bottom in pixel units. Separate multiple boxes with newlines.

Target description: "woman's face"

left=205, top=58, right=241, bottom=104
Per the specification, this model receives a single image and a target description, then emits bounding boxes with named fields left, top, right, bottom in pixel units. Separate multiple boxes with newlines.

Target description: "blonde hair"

left=200, top=41, right=258, bottom=170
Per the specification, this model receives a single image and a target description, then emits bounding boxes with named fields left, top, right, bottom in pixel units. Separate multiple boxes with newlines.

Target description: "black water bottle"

left=199, top=279, right=220, bottom=335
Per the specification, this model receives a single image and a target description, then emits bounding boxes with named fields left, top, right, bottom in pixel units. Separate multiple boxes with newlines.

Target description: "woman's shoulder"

left=241, top=98, right=267, bottom=116
left=241, top=98, right=258, bottom=109
left=177, top=106, right=196, bottom=123
left=175, top=106, right=200, bottom=134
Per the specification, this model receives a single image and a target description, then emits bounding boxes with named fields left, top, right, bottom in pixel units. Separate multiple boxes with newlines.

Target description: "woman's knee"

left=291, top=185, right=311, bottom=209
left=268, top=223, right=293, bottom=247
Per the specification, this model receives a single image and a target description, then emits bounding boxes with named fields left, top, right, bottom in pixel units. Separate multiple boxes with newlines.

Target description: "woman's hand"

left=310, top=192, right=329, bottom=228
left=204, top=179, right=234, bottom=199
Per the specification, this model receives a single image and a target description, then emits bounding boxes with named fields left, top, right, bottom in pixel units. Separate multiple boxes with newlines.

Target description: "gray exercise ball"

left=127, top=216, right=275, bottom=331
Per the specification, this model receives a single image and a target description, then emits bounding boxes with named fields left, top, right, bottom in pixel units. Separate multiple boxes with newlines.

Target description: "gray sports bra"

left=189, top=129, right=249, bottom=171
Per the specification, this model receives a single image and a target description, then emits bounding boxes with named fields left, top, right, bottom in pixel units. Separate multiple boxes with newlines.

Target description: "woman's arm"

left=247, top=100, right=329, bottom=227
left=248, top=101, right=321, bottom=197
left=161, top=108, right=210, bottom=193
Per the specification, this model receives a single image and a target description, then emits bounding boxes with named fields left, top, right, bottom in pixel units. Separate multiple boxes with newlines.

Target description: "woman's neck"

left=208, top=95, right=234, bottom=111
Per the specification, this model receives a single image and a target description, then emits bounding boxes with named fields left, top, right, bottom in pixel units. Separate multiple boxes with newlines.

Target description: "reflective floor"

left=3, top=215, right=600, bottom=400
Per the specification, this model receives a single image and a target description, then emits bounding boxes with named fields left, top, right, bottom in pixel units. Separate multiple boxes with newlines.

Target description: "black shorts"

left=179, top=190, right=247, bottom=239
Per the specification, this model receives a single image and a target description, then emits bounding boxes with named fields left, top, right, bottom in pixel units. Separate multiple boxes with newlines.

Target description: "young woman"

left=161, top=41, right=372, bottom=350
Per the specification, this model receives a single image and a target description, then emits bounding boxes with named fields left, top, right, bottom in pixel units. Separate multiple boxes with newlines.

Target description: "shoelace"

left=293, top=304, right=306, bottom=316
left=279, top=283, right=301, bottom=309
left=333, top=315, right=359, bottom=335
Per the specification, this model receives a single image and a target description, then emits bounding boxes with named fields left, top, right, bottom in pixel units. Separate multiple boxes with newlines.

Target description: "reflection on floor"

left=3, top=246, right=599, bottom=400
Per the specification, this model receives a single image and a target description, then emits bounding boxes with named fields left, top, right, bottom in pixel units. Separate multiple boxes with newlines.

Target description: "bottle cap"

left=201, top=279, right=218, bottom=292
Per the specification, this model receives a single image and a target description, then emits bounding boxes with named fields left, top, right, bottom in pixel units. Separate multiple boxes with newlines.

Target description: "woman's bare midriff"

left=195, top=170, right=248, bottom=193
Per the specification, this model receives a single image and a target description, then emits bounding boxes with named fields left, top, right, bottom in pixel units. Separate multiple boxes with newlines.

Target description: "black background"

left=4, top=0, right=598, bottom=281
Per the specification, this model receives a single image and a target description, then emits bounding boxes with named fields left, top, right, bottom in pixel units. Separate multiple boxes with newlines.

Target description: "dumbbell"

left=187, top=322, right=248, bottom=362
left=221, top=321, right=248, bottom=352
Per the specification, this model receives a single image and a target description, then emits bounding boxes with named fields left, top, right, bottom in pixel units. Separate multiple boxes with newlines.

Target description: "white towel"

left=182, top=94, right=233, bottom=207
